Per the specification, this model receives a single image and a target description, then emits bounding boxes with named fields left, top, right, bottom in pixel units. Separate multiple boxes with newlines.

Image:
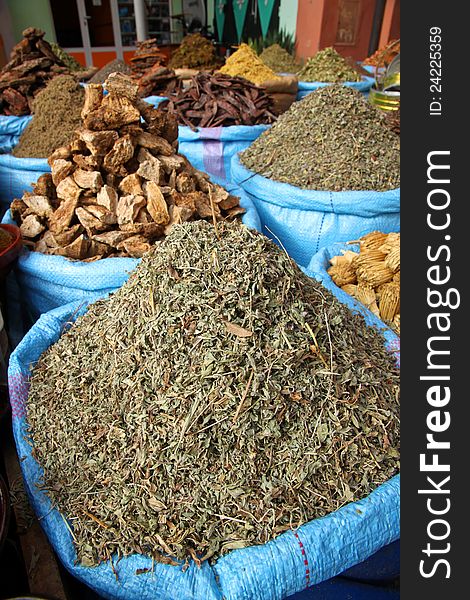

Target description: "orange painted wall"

left=296, top=0, right=380, bottom=61
left=379, top=0, right=400, bottom=48
left=295, top=0, right=326, bottom=60
left=69, top=50, right=136, bottom=69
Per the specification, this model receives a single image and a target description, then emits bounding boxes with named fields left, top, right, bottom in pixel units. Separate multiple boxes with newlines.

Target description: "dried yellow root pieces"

left=328, top=231, right=400, bottom=334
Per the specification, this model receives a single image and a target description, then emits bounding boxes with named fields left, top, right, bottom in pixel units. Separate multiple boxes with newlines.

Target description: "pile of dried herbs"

left=260, top=44, right=300, bottom=74
left=385, top=108, right=400, bottom=135
left=240, top=85, right=400, bottom=191
left=0, top=227, right=12, bottom=251
left=160, top=72, right=276, bottom=129
left=168, top=33, right=220, bottom=70
left=12, top=74, right=244, bottom=259
left=13, top=75, right=85, bottom=158
left=0, top=28, right=70, bottom=116
left=220, top=44, right=280, bottom=85
left=27, top=220, right=400, bottom=567
left=364, top=40, right=400, bottom=67
left=130, top=39, right=167, bottom=78
left=298, top=47, right=361, bottom=83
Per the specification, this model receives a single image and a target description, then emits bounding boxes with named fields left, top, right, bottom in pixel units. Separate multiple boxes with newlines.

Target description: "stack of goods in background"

left=220, top=44, right=298, bottom=115
left=129, top=39, right=178, bottom=98
left=89, top=59, right=132, bottom=84
left=9, top=217, right=399, bottom=597
left=259, top=43, right=301, bottom=75
left=159, top=72, right=276, bottom=184
left=327, top=231, right=400, bottom=334
left=1, top=75, right=85, bottom=214
left=233, top=85, right=400, bottom=266
left=363, top=39, right=400, bottom=70
left=296, top=47, right=373, bottom=99
left=0, top=28, right=75, bottom=155
left=168, top=33, right=221, bottom=78
left=0, top=28, right=73, bottom=117
left=4, top=73, right=258, bottom=320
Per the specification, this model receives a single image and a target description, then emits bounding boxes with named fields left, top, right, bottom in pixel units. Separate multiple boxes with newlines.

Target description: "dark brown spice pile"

left=168, top=33, right=220, bottom=70
left=130, top=39, right=167, bottom=78
left=159, top=72, right=276, bottom=129
left=89, top=59, right=132, bottom=84
left=0, top=28, right=70, bottom=116
left=13, top=75, right=85, bottom=158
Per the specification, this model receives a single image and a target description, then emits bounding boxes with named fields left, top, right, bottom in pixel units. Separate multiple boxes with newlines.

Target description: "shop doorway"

left=50, top=0, right=124, bottom=67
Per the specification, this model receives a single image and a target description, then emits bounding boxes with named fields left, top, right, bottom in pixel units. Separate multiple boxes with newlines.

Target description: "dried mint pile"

left=240, top=85, right=400, bottom=191
left=168, top=33, right=220, bottom=70
left=260, top=44, right=300, bottom=74
left=27, top=220, right=400, bottom=567
left=298, top=47, right=360, bottom=83
left=13, top=75, right=85, bottom=158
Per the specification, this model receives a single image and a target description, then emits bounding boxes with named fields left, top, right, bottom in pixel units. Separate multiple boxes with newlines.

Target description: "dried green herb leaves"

left=27, top=220, right=400, bottom=567
left=298, top=47, right=361, bottom=83
left=240, top=85, right=400, bottom=191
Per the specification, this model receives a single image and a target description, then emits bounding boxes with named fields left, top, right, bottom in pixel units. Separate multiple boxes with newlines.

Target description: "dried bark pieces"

left=159, top=72, right=277, bottom=129
left=13, top=74, right=246, bottom=260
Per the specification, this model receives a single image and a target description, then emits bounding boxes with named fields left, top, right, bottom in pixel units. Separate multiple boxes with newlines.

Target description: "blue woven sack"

left=0, top=153, right=49, bottom=216
left=296, top=77, right=374, bottom=100
left=177, top=125, right=270, bottom=186
left=8, top=273, right=400, bottom=600
left=231, top=154, right=400, bottom=268
left=142, top=95, right=168, bottom=108
left=2, top=183, right=261, bottom=324
left=0, top=114, right=32, bottom=153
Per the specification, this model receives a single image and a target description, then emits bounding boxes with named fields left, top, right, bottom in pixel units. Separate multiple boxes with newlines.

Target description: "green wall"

left=279, top=0, right=298, bottom=38
left=6, top=0, right=56, bottom=43
left=207, top=0, right=297, bottom=40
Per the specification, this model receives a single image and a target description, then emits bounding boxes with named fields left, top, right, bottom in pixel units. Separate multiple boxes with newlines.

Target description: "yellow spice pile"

left=220, top=44, right=280, bottom=85
left=328, top=231, right=400, bottom=334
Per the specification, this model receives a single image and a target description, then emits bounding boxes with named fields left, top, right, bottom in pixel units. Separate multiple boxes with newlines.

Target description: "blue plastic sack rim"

left=231, top=154, right=400, bottom=216
left=8, top=294, right=400, bottom=599
left=297, top=76, right=374, bottom=91
left=0, top=152, right=50, bottom=169
left=178, top=123, right=271, bottom=142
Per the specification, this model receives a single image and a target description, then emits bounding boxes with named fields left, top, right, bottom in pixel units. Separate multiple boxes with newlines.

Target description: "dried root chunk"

left=378, top=282, right=400, bottom=322
left=51, top=159, right=75, bottom=186
left=103, top=135, right=135, bottom=174
left=119, top=174, right=143, bottom=196
left=79, top=129, right=119, bottom=156
left=81, top=84, right=103, bottom=119
left=117, top=234, right=151, bottom=257
left=23, top=195, right=53, bottom=217
left=329, top=250, right=358, bottom=267
left=327, top=263, right=357, bottom=287
left=20, top=214, right=45, bottom=238
left=137, top=148, right=162, bottom=182
left=355, top=285, right=380, bottom=318
left=96, top=185, right=118, bottom=213
left=73, top=169, right=103, bottom=192
left=143, top=181, right=169, bottom=225
left=117, top=195, right=146, bottom=225
left=55, top=234, right=90, bottom=259
left=48, top=196, right=80, bottom=233
left=341, top=284, right=357, bottom=297
left=358, top=231, right=389, bottom=252
left=385, top=245, right=400, bottom=272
